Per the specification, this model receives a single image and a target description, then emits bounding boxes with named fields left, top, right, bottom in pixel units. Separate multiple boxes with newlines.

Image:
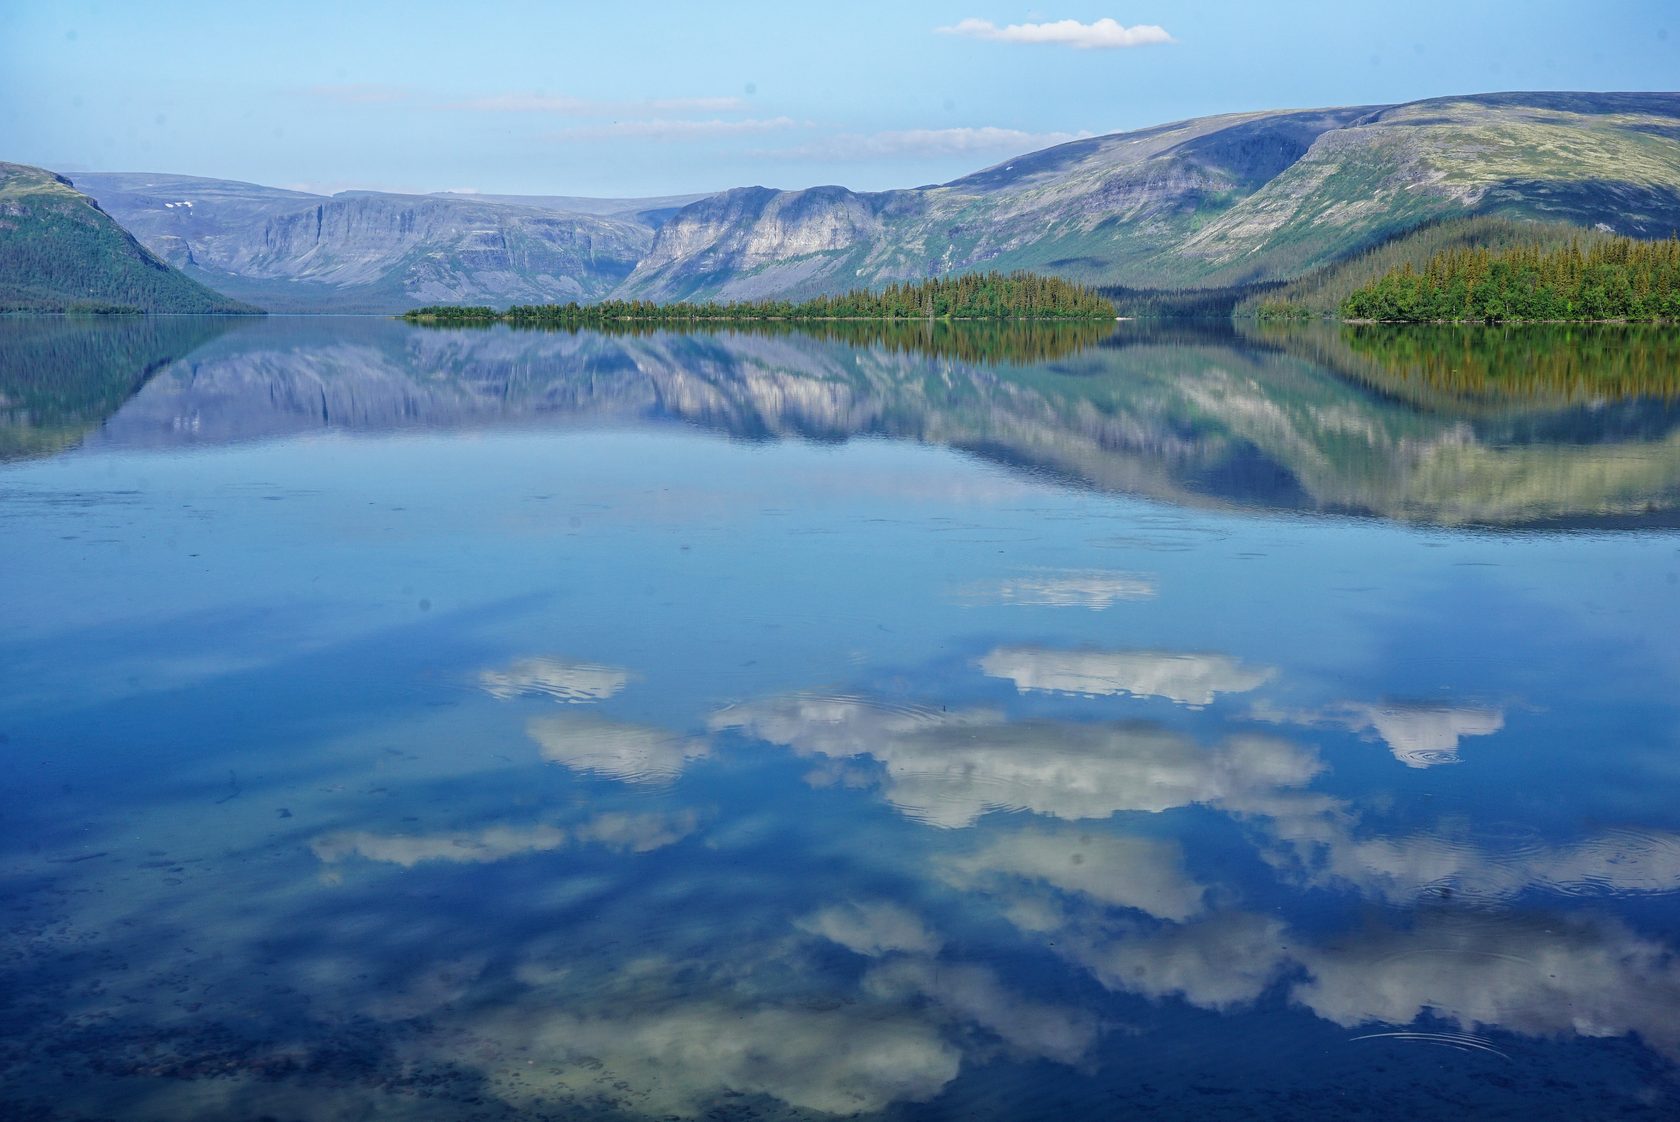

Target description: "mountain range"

left=12, top=91, right=1680, bottom=312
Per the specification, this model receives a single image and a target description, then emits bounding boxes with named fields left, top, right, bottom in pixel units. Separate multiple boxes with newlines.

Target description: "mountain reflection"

left=67, top=316, right=1680, bottom=527
left=0, top=315, right=235, bottom=460
left=433, top=316, right=1118, bottom=366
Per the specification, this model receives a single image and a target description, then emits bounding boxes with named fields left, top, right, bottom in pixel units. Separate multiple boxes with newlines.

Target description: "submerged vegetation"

left=402, top=272, right=1117, bottom=325
left=1341, top=234, right=1680, bottom=323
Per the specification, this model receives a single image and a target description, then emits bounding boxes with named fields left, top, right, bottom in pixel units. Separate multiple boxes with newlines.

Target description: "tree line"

left=401, top=272, right=1117, bottom=325
left=1341, top=234, right=1680, bottom=322
left=1236, top=217, right=1618, bottom=320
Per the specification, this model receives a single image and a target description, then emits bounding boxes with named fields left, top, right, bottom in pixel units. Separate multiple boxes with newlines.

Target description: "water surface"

left=4, top=318, right=1680, bottom=1119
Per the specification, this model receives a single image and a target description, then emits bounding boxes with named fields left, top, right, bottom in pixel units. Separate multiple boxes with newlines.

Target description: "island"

left=400, top=272, right=1117, bottom=325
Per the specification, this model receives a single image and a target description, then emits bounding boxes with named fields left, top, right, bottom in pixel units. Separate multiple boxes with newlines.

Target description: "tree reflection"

left=0, top=316, right=235, bottom=460
left=410, top=316, right=1118, bottom=366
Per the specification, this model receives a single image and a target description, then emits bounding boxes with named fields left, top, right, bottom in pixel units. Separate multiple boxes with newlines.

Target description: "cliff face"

left=242, top=195, right=651, bottom=300
left=621, top=186, right=894, bottom=300
left=67, top=92, right=1680, bottom=308
left=72, top=175, right=669, bottom=312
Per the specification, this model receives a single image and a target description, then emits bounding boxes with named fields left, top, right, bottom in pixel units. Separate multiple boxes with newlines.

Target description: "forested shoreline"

left=1339, top=234, right=1680, bottom=323
left=401, top=272, right=1117, bottom=325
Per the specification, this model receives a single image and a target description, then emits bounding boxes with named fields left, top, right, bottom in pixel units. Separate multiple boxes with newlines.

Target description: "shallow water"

left=4, top=318, right=1680, bottom=1119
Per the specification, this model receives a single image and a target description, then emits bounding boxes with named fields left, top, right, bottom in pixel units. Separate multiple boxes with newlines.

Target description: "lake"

left=4, top=316, right=1680, bottom=1119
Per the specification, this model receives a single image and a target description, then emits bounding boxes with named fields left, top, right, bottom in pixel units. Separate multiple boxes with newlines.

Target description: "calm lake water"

left=4, top=316, right=1680, bottom=1119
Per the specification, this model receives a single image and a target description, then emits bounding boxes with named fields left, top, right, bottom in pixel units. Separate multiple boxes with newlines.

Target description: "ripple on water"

left=1538, top=826, right=1680, bottom=897
left=1351, top=1029, right=1512, bottom=1060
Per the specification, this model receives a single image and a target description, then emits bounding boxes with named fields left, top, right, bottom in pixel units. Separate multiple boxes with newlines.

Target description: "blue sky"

left=1, top=1, right=1675, bottom=198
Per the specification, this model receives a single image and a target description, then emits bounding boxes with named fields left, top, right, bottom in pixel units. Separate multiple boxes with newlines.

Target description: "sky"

left=1, top=1, right=1675, bottom=199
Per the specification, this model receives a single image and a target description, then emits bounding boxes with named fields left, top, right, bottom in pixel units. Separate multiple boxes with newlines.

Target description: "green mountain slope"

left=0, top=163, right=258, bottom=313
left=1174, top=92, right=1680, bottom=283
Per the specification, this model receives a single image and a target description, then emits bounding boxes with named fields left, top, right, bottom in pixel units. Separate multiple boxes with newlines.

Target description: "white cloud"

left=1292, top=912, right=1680, bottom=1058
left=310, top=809, right=698, bottom=867
left=797, top=901, right=942, bottom=957
left=864, top=957, right=1099, bottom=1065
left=937, top=17, right=1174, bottom=49
left=1348, top=703, right=1505, bottom=767
left=312, top=823, right=569, bottom=866
left=477, top=656, right=631, bottom=702
left=981, top=646, right=1275, bottom=706
left=466, top=1001, right=961, bottom=1116
left=944, top=824, right=1210, bottom=921
left=554, top=116, right=802, bottom=141
left=644, top=96, right=753, bottom=113
left=766, top=126, right=1089, bottom=162
left=446, top=93, right=749, bottom=114
left=1251, top=699, right=1504, bottom=767
left=713, top=695, right=1323, bottom=827
left=526, top=713, right=709, bottom=783
left=1069, top=912, right=1292, bottom=1010
left=956, top=569, right=1157, bottom=610
left=1263, top=812, right=1680, bottom=904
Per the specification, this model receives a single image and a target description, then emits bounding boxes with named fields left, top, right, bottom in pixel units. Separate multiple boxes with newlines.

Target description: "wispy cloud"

left=552, top=116, right=802, bottom=141
left=448, top=93, right=750, bottom=115
left=936, top=17, right=1174, bottom=49
left=645, top=96, right=751, bottom=113
left=306, top=83, right=416, bottom=104
left=763, top=126, right=1090, bottom=161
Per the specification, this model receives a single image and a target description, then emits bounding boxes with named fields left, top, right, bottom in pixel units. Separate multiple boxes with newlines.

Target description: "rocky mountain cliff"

left=71, top=174, right=684, bottom=312
left=67, top=92, right=1680, bottom=310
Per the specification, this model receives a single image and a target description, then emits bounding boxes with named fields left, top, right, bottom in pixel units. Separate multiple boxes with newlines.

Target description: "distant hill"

left=0, top=163, right=256, bottom=313
left=63, top=92, right=1680, bottom=310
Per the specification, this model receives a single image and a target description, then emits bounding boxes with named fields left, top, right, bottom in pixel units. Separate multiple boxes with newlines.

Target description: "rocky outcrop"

left=621, top=186, right=894, bottom=300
